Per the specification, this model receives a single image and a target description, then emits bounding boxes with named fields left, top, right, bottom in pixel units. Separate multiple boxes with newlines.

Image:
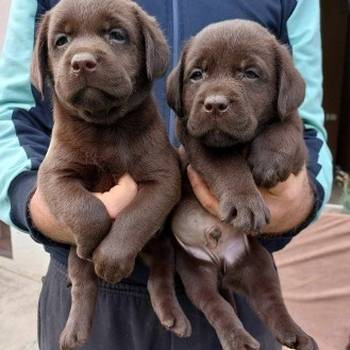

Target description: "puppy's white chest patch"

left=220, top=234, right=248, bottom=267
left=175, top=227, right=248, bottom=268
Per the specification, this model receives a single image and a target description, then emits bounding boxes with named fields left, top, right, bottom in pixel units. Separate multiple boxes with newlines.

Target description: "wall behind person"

left=0, top=0, right=11, bottom=50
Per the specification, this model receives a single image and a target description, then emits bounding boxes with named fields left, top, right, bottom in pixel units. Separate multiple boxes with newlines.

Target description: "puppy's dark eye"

left=189, top=69, right=204, bottom=82
left=108, top=29, right=128, bottom=43
left=244, top=68, right=260, bottom=80
left=55, top=34, right=70, bottom=47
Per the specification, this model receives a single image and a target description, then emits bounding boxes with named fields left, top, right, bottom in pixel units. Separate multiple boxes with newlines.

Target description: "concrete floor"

left=0, top=229, right=49, bottom=350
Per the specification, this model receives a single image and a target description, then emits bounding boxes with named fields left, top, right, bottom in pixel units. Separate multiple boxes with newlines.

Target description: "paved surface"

left=0, top=229, right=49, bottom=350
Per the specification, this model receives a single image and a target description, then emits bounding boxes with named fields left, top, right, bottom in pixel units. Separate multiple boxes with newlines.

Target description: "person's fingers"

left=259, top=175, right=296, bottom=231
left=115, top=173, right=138, bottom=191
left=260, top=166, right=307, bottom=201
left=94, top=173, right=138, bottom=219
left=187, top=165, right=220, bottom=217
left=260, top=166, right=312, bottom=233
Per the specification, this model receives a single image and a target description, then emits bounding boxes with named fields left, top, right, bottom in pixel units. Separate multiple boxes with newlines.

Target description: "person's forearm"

left=41, top=225, right=75, bottom=245
left=28, top=173, right=138, bottom=246
left=29, top=190, right=76, bottom=245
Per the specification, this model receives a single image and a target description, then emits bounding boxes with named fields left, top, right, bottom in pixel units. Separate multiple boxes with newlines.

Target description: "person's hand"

left=187, top=165, right=314, bottom=234
left=29, top=174, right=138, bottom=245
left=92, top=174, right=138, bottom=219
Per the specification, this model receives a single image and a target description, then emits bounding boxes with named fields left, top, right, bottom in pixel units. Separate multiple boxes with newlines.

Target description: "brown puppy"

left=167, top=20, right=318, bottom=350
left=31, top=0, right=190, bottom=349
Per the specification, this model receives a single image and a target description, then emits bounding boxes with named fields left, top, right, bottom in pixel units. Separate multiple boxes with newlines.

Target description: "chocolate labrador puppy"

left=167, top=20, right=318, bottom=350
left=31, top=0, right=190, bottom=349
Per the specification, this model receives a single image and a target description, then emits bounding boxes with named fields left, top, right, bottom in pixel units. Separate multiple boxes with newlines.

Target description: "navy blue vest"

left=37, top=0, right=297, bottom=144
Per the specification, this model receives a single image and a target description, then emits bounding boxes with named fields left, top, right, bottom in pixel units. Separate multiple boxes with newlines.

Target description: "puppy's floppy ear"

left=134, top=5, right=169, bottom=80
left=166, top=41, right=191, bottom=118
left=31, top=13, right=50, bottom=99
left=276, top=44, right=305, bottom=120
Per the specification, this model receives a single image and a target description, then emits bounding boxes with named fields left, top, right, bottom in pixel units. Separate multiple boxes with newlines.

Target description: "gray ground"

left=0, top=230, right=49, bottom=350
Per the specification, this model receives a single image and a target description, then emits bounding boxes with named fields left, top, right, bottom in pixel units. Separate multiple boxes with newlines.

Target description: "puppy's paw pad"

left=279, top=333, right=318, bottom=350
left=221, top=330, right=260, bottom=350
left=94, top=261, right=134, bottom=284
left=153, top=298, right=192, bottom=338
left=219, top=201, right=238, bottom=224
left=249, top=150, right=292, bottom=188
left=237, top=335, right=260, bottom=350
left=59, top=327, right=89, bottom=350
left=220, top=194, right=270, bottom=233
left=163, top=311, right=192, bottom=338
left=76, top=245, right=94, bottom=261
left=275, top=325, right=318, bottom=350
left=93, top=248, right=135, bottom=284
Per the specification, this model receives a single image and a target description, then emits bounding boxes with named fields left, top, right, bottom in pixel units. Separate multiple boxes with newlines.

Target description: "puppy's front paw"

left=248, top=149, right=294, bottom=188
left=156, top=302, right=192, bottom=338
left=59, top=323, right=90, bottom=350
left=218, top=328, right=260, bottom=350
left=76, top=241, right=96, bottom=261
left=76, top=230, right=107, bottom=260
left=274, top=323, right=319, bottom=350
left=75, top=223, right=111, bottom=260
left=92, top=242, right=135, bottom=284
left=220, top=193, right=270, bottom=234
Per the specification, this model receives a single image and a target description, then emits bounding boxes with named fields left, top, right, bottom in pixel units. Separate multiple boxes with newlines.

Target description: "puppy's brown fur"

left=31, top=1, right=190, bottom=349
left=167, top=20, right=318, bottom=350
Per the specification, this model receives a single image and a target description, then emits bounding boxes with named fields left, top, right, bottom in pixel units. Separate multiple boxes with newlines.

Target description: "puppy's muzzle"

left=203, top=95, right=230, bottom=114
left=71, top=53, right=97, bottom=75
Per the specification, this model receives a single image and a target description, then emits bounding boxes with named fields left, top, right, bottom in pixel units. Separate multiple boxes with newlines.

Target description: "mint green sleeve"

left=287, top=0, right=333, bottom=211
left=0, top=0, right=38, bottom=227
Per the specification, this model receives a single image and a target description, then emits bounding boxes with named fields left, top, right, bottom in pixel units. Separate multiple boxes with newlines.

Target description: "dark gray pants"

left=38, top=258, right=281, bottom=350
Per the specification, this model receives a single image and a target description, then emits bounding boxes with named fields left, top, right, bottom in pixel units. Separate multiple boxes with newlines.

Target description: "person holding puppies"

left=0, top=0, right=332, bottom=349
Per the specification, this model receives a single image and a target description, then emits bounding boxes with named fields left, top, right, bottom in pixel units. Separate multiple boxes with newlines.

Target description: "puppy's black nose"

left=71, top=53, right=97, bottom=73
left=204, top=95, right=230, bottom=113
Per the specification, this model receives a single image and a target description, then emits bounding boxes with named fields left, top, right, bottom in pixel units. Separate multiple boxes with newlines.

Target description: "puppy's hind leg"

left=223, top=238, right=318, bottom=350
left=142, top=235, right=192, bottom=338
left=176, top=244, right=260, bottom=350
left=59, top=248, right=98, bottom=350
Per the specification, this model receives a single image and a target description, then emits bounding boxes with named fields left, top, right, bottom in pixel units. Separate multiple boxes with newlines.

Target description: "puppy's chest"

left=78, top=141, right=128, bottom=171
left=82, top=146, right=147, bottom=193
left=54, top=130, right=145, bottom=185
left=78, top=137, right=145, bottom=176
